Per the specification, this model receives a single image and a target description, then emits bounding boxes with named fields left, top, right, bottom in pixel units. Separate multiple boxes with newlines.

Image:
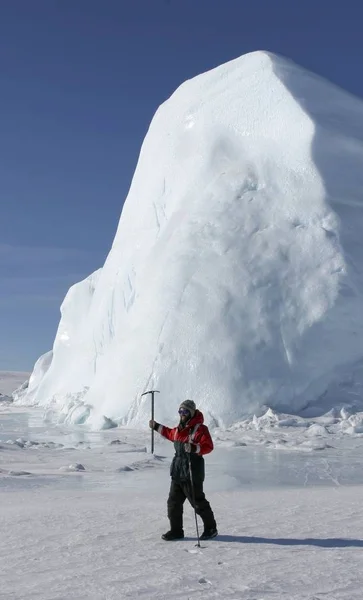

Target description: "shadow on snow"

left=217, top=535, right=363, bottom=548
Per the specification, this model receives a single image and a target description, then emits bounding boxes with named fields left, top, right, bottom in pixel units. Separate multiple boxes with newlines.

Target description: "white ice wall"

left=16, top=51, right=363, bottom=429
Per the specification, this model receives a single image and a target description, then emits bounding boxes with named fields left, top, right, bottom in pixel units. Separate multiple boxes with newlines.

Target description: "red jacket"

left=156, top=410, right=213, bottom=456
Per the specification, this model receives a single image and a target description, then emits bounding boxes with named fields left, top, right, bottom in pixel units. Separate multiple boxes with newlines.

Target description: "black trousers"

left=167, top=479, right=216, bottom=533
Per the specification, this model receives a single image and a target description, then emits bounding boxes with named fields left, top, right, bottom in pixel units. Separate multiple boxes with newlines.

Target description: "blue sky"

left=1, top=0, right=362, bottom=370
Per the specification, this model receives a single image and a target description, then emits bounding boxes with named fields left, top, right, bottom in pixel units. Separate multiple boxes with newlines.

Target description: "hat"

left=179, top=399, right=196, bottom=417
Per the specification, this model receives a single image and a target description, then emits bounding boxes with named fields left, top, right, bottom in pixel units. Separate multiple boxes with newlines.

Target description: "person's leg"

left=164, top=480, right=186, bottom=538
left=183, top=480, right=217, bottom=534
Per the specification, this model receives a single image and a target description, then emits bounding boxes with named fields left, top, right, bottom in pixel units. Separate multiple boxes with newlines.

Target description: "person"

left=149, top=399, right=218, bottom=541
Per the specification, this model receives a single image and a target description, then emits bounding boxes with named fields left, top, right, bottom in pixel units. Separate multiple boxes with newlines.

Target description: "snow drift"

left=15, top=51, right=363, bottom=429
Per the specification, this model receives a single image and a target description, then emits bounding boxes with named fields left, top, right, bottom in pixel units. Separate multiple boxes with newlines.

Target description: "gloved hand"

left=149, top=419, right=156, bottom=429
left=184, top=442, right=197, bottom=453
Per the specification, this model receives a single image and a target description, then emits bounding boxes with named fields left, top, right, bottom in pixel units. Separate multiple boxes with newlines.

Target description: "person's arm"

left=149, top=420, right=177, bottom=442
left=184, top=425, right=214, bottom=455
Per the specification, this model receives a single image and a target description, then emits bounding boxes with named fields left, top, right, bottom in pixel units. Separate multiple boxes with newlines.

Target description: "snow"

left=15, top=50, right=363, bottom=430
left=2, top=405, right=363, bottom=599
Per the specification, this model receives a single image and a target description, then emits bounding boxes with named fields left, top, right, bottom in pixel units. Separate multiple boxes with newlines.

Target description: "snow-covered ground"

left=2, top=405, right=363, bottom=599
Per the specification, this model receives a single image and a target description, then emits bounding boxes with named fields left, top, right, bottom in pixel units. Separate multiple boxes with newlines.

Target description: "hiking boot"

left=161, top=530, right=184, bottom=541
left=200, top=527, right=218, bottom=540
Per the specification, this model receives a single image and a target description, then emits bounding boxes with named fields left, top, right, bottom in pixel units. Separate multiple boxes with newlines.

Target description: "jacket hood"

left=187, top=409, right=204, bottom=426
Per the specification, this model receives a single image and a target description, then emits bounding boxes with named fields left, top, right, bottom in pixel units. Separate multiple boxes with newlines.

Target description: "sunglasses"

left=178, top=409, right=190, bottom=416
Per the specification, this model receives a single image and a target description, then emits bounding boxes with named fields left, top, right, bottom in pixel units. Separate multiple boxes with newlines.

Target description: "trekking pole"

left=187, top=453, right=201, bottom=547
left=141, top=390, right=160, bottom=454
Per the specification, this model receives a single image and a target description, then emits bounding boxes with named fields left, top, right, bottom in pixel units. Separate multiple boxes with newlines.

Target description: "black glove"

left=149, top=420, right=160, bottom=431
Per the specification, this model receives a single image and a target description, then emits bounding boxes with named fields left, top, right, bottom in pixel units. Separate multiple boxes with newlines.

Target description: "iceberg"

left=16, top=51, right=363, bottom=429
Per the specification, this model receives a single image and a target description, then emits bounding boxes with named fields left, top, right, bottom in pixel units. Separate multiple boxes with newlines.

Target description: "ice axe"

left=141, top=390, right=160, bottom=454
left=187, top=452, right=201, bottom=547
